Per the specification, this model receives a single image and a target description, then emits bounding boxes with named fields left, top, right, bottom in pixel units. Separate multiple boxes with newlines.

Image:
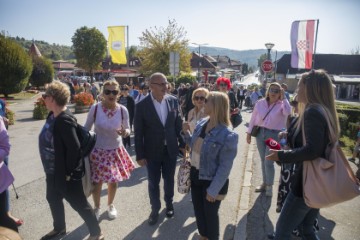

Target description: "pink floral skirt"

left=90, top=146, right=135, bottom=183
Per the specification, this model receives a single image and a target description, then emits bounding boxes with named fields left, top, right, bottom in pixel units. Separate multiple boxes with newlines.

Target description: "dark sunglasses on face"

left=219, top=83, right=227, bottom=87
left=104, top=89, right=119, bottom=95
left=194, top=96, right=206, bottom=101
left=42, top=94, right=49, bottom=99
left=269, top=89, right=280, bottom=94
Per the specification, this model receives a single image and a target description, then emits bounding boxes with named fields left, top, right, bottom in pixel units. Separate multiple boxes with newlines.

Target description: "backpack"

left=67, top=107, right=97, bottom=180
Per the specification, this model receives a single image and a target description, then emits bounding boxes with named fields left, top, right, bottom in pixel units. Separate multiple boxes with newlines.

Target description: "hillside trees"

left=0, top=36, right=32, bottom=97
left=29, top=56, right=54, bottom=87
left=138, top=19, right=191, bottom=76
left=71, top=26, right=107, bottom=82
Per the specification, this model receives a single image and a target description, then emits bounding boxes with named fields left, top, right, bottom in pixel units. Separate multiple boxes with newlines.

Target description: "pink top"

left=247, top=98, right=291, bottom=133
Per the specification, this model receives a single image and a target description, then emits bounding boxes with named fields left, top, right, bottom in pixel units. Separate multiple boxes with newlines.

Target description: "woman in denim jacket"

left=183, top=92, right=238, bottom=240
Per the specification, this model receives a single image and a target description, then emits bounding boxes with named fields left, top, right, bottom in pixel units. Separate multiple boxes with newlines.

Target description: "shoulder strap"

left=262, top=103, right=277, bottom=121
left=93, top=104, right=98, bottom=122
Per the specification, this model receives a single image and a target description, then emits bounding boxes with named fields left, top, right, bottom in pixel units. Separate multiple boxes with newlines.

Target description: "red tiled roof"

left=28, top=42, right=42, bottom=57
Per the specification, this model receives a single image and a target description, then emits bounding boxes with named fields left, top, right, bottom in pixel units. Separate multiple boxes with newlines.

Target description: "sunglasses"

left=219, top=83, right=227, bottom=87
left=269, top=89, right=280, bottom=94
left=194, top=96, right=206, bottom=101
left=104, top=90, right=119, bottom=95
left=42, top=94, right=49, bottom=99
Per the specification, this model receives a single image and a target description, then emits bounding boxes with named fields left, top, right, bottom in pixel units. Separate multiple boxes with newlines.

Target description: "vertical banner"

left=108, top=26, right=127, bottom=64
left=290, top=20, right=316, bottom=69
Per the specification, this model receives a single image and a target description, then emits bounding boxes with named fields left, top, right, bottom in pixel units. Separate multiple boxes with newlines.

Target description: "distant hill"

left=7, top=36, right=289, bottom=68
left=189, top=46, right=290, bottom=69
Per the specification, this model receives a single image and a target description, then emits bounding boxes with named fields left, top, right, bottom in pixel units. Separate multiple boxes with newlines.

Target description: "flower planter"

left=75, top=105, right=91, bottom=113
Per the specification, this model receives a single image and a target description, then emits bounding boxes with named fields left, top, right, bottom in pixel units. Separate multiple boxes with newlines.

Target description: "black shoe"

left=148, top=211, right=159, bottom=225
left=40, top=228, right=66, bottom=240
left=166, top=207, right=174, bottom=218
left=267, top=232, right=275, bottom=239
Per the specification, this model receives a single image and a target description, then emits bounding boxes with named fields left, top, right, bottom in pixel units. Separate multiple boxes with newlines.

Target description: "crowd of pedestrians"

left=1, top=69, right=358, bottom=240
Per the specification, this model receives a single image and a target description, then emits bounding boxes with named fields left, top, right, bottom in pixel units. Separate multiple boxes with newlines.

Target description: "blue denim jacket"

left=185, top=118, right=238, bottom=198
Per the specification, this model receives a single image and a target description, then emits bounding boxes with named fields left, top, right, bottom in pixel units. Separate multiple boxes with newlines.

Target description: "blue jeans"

left=255, top=127, right=279, bottom=185
left=274, top=192, right=320, bottom=240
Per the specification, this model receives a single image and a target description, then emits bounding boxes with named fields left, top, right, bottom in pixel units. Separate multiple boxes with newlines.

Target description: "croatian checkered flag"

left=290, top=20, right=318, bottom=69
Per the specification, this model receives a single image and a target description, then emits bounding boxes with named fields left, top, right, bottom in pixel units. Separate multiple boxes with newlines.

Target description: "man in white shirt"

left=134, top=84, right=149, bottom=104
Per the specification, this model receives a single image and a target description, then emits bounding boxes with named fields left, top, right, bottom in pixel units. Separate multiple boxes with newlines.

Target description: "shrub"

left=74, top=92, right=94, bottom=106
left=5, top=107, right=15, bottom=125
left=33, top=97, right=48, bottom=119
left=29, top=56, right=54, bottom=87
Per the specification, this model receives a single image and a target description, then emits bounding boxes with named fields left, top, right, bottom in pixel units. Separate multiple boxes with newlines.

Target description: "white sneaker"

left=107, top=204, right=117, bottom=219
left=94, top=208, right=101, bottom=221
left=265, top=186, right=273, bottom=197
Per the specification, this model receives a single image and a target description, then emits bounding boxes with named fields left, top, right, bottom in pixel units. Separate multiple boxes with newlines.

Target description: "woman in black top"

left=118, top=84, right=135, bottom=148
left=267, top=69, right=340, bottom=240
left=39, top=81, right=103, bottom=240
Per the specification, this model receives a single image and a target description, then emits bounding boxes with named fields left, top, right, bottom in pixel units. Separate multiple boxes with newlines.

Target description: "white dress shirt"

left=150, top=93, right=168, bottom=126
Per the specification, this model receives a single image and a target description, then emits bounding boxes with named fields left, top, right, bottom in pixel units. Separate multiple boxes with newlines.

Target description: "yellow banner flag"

left=108, top=26, right=127, bottom=64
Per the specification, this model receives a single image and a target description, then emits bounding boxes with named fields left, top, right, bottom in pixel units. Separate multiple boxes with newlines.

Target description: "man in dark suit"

left=236, top=85, right=247, bottom=109
left=134, top=72, right=185, bottom=225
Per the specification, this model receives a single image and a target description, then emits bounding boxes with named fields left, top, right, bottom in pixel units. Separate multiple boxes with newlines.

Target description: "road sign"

left=169, top=52, right=180, bottom=76
left=261, top=60, right=274, bottom=73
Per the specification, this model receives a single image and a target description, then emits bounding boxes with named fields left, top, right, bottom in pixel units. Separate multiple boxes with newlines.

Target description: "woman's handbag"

left=0, top=161, right=14, bottom=193
left=82, top=156, right=94, bottom=198
left=177, top=149, right=191, bottom=194
left=301, top=109, right=360, bottom=208
left=250, top=125, right=260, bottom=137
left=250, top=103, right=277, bottom=137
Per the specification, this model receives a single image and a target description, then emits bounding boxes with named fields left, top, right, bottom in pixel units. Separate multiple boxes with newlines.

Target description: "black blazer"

left=134, top=94, right=185, bottom=161
left=53, top=110, right=81, bottom=193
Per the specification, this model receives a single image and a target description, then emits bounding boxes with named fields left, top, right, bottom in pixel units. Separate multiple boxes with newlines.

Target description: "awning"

left=332, top=75, right=360, bottom=83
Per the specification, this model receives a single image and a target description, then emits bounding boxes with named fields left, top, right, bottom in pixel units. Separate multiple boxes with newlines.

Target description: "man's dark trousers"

left=146, top=146, right=176, bottom=212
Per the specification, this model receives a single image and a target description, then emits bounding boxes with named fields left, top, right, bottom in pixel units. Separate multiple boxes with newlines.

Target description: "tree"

left=0, top=36, right=32, bottom=97
left=71, top=26, right=107, bottom=82
left=128, top=45, right=138, bottom=59
left=242, top=63, right=249, bottom=75
left=46, top=50, right=61, bottom=60
left=138, top=19, right=192, bottom=76
left=29, top=56, right=54, bottom=87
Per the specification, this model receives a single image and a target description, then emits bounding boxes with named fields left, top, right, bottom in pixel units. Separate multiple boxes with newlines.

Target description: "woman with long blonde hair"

left=183, top=92, right=238, bottom=240
left=267, top=69, right=340, bottom=239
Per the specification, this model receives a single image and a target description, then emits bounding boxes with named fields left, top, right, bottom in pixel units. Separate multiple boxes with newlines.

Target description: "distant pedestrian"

left=39, top=81, right=103, bottom=240
left=182, top=91, right=238, bottom=240
left=134, top=72, right=185, bottom=225
left=237, top=85, right=247, bottom=109
left=250, top=87, right=262, bottom=107
left=118, top=84, right=135, bottom=146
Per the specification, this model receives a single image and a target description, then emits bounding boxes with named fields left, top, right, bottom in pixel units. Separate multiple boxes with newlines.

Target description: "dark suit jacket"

left=134, top=94, right=185, bottom=161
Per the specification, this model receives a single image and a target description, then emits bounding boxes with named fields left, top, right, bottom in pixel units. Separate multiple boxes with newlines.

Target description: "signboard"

left=261, top=60, right=274, bottom=73
left=169, top=52, right=180, bottom=76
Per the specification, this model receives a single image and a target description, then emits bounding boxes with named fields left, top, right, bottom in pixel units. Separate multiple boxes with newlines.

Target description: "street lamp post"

left=264, top=42, right=275, bottom=81
left=192, top=42, right=208, bottom=81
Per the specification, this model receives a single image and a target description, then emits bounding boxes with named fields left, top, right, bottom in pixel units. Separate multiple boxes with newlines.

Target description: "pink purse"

left=0, top=161, right=14, bottom=193
left=302, top=107, right=360, bottom=208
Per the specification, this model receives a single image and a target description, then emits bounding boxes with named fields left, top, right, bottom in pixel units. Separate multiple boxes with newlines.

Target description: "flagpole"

left=312, top=19, right=320, bottom=70
left=126, top=25, right=130, bottom=83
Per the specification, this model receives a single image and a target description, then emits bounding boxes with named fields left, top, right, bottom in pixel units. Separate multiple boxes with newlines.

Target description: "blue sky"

left=1, top=0, right=359, bottom=54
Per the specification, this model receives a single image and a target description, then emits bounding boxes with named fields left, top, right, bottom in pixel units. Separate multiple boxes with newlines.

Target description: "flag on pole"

left=108, top=26, right=127, bottom=64
left=290, top=20, right=316, bottom=69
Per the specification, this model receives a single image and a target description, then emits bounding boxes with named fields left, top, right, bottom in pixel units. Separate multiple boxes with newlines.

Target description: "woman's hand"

left=117, top=127, right=130, bottom=137
left=266, top=149, right=280, bottom=161
left=246, top=133, right=251, bottom=144
left=182, top=122, right=190, bottom=133
left=280, top=88, right=285, bottom=100
left=206, top=193, right=216, bottom=203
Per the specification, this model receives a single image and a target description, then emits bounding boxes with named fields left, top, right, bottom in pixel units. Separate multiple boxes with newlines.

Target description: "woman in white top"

left=187, top=87, right=209, bottom=133
left=84, top=80, right=135, bottom=220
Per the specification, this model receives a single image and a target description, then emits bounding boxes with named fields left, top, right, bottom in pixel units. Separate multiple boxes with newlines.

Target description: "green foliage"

left=337, top=112, right=348, bottom=134
left=138, top=19, right=192, bottom=76
left=5, top=108, right=15, bottom=125
left=10, top=37, right=74, bottom=60
left=241, top=63, right=249, bottom=75
left=175, top=73, right=196, bottom=85
left=29, top=56, right=54, bottom=87
left=72, top=26, right=107, bottom=81
left=128, top=46, right=138, bottom=59
left=0, top=36, right=33, bottom=97
left=33, top=97, right=48, bottom=120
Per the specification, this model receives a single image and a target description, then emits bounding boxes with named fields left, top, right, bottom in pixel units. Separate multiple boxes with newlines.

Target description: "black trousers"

left=122, top=136, right=131, bottom=148
left=45, top=174, right=101, bottom=236
left=146, top=146, right=176, bottom=212
left=0, top=191, right=18, bottom=232
left=238, top=96, right=245, bottom=109
left=190, top=168, right=221, bottom=240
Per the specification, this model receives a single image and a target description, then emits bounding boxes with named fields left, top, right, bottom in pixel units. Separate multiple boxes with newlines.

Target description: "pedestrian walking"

left=134, top=72, right=185, bottom=225
left=39, top=81, right=103, bottom=240
left=84, top=80, right=135, bottom=220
